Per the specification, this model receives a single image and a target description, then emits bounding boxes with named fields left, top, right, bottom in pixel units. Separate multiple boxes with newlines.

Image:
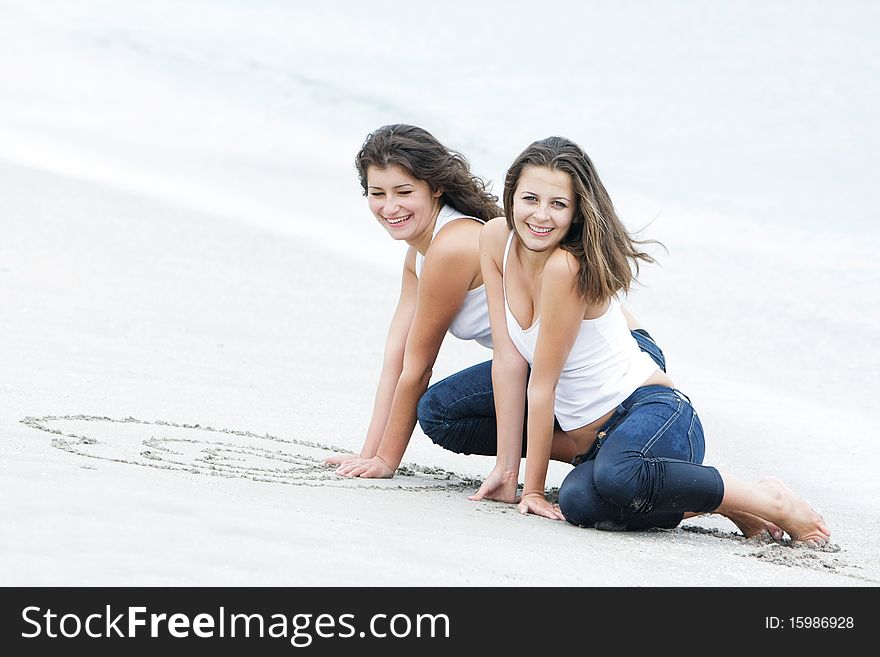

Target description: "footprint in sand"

left=677, top=525, right=877, bottom=582
left=21, top=414, right=479, bottom=492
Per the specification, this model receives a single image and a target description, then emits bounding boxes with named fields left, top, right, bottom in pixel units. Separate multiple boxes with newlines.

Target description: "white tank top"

left=502, top=231, right=658, bottom=430
left=415, top=204, right=493, bottom=349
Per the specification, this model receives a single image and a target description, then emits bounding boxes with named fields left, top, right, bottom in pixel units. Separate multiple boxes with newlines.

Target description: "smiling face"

left=511, top=165, right=576, bottom=252
left=366, top=165, right=443, bottom=245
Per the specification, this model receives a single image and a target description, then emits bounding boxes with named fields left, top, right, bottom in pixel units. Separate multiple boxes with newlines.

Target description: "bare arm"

left=324, top=251, right=418, bottom=465
left=360, top=251, right=420, bottom=458
left=337, top=220, right=482, bottom=476
left=521, top=250, right=592, bottom=518
left=469, top=218, right=529, bottom=503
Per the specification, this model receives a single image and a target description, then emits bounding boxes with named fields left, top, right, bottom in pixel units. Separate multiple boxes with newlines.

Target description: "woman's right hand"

left=335, top=456, right=395, bottom=479
left=468, top=467, right=520, bottom=504
left=517, top=492, right=566, bottom=521
left=321, top=453, right=359, bottom=467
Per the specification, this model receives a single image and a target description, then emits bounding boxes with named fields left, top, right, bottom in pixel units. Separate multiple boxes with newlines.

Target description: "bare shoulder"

left=424, top=231, right=479, bottom=279
left=483, top=216, right=509, bottom=239
left=428, top=217, right=481, bottom=262
left=435, top=215, right=484, bottom=240
left=480, top=216, right=510, bottom=252
left=403, top=245, right=417, bottom=274
left=543, top=248, right=581, bottom=285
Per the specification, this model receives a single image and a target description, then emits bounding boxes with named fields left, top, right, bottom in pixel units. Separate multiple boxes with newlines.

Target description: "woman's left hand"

left=335, top=456, right=395, bottom=479
left=517, top=493, right=565, bottom=520
left=468, top=467, right=520, bottom=504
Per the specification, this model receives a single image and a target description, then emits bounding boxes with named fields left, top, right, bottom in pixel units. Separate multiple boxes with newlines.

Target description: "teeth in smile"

left=528, top=224, right=553, bottom=234
left=386, top=214, right=412, bottom=225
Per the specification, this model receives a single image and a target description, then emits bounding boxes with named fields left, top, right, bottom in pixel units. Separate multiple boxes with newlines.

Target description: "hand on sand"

left=322, top=453, right=359, bottom=467
left=335, top=456, right=394, bottom=479
left=468, top=468, right=519, bottom=504
left=517, top=493, right=565, bottom=521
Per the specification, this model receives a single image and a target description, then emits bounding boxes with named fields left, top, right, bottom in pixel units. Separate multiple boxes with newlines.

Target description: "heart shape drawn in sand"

left=21, top=414, right=479, bottom=491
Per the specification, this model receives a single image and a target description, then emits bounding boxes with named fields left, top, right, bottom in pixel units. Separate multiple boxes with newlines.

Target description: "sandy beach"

left=1, top=1, right=878, bottom=588
left=1, top=159, right=877, bottom=587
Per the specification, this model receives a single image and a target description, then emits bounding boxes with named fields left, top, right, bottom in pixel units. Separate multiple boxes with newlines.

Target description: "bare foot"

left=724, top=509, right=784, bottom=541
left=758, top=477, right=831, bottom=547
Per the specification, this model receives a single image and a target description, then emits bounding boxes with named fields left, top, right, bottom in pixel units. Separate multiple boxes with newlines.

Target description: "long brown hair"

left=355, top=124, right=502, bottom=222
left=503, top=136, right=660, bottom=305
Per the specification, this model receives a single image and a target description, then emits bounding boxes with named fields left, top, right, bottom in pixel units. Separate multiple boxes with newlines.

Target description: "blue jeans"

left=558, top=385, right=724, bottom=531
left=417, top=329, right=666, bottom=457
left=418, top=330, right=723, bottom=530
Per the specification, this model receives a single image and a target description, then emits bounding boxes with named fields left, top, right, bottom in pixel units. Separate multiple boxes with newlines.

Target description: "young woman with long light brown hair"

left=472, top=136, right=830, bottom=546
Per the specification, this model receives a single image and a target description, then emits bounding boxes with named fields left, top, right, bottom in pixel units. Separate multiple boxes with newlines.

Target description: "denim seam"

left=438, top=390, right=495, bottom=425
left=641, top=397, right=683, bottom=454
left=686, top=410, right=698, bottom=462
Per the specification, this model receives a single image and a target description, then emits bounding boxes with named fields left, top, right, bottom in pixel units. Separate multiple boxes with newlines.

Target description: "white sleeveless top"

left=415, top=204, right=493, bottom=349
left=502, top=232, right=658, bottom=430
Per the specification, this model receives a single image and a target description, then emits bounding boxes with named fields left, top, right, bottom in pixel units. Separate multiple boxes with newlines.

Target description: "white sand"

left=2, top=160, right=877, bottom=586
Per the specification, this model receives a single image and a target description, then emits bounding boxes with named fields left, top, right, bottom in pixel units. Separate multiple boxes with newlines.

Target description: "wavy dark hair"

left=503, top=136, right=661, bottom=305
left=355, top=124, right=502, bottom=222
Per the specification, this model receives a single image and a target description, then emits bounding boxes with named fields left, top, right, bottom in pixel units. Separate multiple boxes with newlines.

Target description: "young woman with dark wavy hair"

left=327, top=124, right=501, bottom=478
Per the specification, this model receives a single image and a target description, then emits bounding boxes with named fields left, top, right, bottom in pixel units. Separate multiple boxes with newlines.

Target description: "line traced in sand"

left=20, top=414, right=481, bottom=492
left=20, top=414, right=875, bottom=582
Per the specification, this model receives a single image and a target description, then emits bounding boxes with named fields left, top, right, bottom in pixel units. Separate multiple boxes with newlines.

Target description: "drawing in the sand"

left=22, top=414, right=478, bottom=491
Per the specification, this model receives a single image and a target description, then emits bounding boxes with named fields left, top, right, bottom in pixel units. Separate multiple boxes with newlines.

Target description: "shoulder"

left=425, top=218, right=480, bottom=266
left=403, top=245, right=417, bottom=273
left=544, top=248, right=580, bottom=280
left=479, top=216, right=510, bottom=251
left=432, top=214, right=483, bottom=248
left=541, top=249, right=581, bottom=297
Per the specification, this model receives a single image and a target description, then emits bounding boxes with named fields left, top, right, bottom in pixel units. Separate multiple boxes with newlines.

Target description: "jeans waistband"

left=570, top=385, right=692, bottom=466
left=618, top=384, right=691, bottom=410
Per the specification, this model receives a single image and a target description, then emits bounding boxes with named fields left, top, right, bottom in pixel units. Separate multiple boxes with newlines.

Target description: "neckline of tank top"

left=415, top=205, right=485, bottom=293
left=502, top=231, right=615, bottom=333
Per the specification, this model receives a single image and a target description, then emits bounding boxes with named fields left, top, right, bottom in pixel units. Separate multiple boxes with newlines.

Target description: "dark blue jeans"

left=557, top=385, right=724, bottom=531
left=417, top=329, right=666, bottom=457
left=418, top=330, right=723, bottom=530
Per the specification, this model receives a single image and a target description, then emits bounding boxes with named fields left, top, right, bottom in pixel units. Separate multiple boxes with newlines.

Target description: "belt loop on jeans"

left=570, top=406, right=624, bottom=466
left=571, top=429, right=605, bottom=466
left=603, top=406, right=627, bottom=436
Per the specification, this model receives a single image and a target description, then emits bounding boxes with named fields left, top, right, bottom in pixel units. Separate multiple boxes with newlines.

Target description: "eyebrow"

left=521, top=189, right=571, bottom=202
left=368, top=183, right=415, bottom=189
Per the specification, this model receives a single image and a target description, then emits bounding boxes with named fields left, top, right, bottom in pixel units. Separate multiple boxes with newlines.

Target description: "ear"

left=433, top=185, right=445, bottom=198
